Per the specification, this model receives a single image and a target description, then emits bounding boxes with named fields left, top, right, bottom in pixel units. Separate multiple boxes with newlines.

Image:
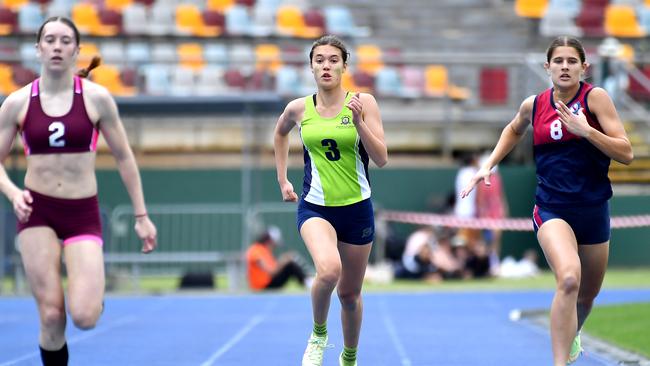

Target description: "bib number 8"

left=550, top=120, right=563, bottom=140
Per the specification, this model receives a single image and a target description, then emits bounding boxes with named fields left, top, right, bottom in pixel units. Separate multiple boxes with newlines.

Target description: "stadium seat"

left=126, top=42, right=151, bottom=65
left=105, top=0, right=134, bottom=12
left=540, top=7, right=582, bottom=37
left=228, top=44, right=254, bottom=74
left=424, top=65, right=448, bottom=98
left=400, top=66, right=425, bottom=98
left=91, top=64, right=136, bottom=96
left=303, top=7, right=325, bottom=35
left=204, top=43, right=229, bottom=66
left=300, top=65, right=317, bottom=94
left=122, top=4, right=148, bottom=36
left=0, top=6, right=17, bottom=36
left=100, top=42, right=126, bottom=66
left=169, top=66, right=196, bottom=96
left=148, top=3, right=175, bottom=36
left=195, top=65, right=227, bottom=95
left=480, top=67, right=508, bottom=105
left=375, top=67, right=402, bottom=98
left=247, top=69, right=274, bottom=91
left=548, top=0, right=581, bottom=17
left=20, top=42, right=39, bottom=73
left=224, top=68, right=246, bottom=90
left=77, top=42, right=100, bottom=70
left=72, top=3, right=119, bottom=36
left=12, top=64, right=37, bottom=86
left=2, top=0, right=28, bottom=11
left=255, top=43, right=282, bottom=73
left=604, top=4, right=645, bottom=37
left=341, top=69, right=371, bottom=93
left=203, top=9, right=226, bottom=33
left=151, top=43, right=176, bottom=65
left=576, top=5, right=607, bottom=36
left=99, top=8, right=123, bottom=34
left=0, top=64, right=19, bottom=95
left=225, top=4, right=252, bottom=36
left=237, top=0, right=256, bottom=7
left=141, top=64, right=170, bottom=95
left=176, top=4, right=221, bottom=37
left=356, top=44, right=384, bottom=75
left=275, top=5, right=321, bottom=38
left=17, top=2, right=43, bottom=34
left=275, top=66, right=301, bottom=96
left=323, top=5, right=370, bottom=37
left=207, top=0, right=235, bottom=12
left=177, top=43, right=205, bottom=70
left=514, top=0, right=549, bottom=19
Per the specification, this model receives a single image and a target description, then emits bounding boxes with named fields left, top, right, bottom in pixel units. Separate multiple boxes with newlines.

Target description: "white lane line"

left=0, top=316, right=136, bottom=366
left=379, top=298, right=412, bottom=366
left=199, top=300, right=276, bottom=366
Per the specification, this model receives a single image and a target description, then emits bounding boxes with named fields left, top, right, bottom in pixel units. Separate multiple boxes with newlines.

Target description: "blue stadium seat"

left=18, top=2, right=43, bottom=34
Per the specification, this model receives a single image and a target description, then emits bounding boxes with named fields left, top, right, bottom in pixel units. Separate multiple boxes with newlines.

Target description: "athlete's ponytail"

left=77, top=55, right=101, bottom=78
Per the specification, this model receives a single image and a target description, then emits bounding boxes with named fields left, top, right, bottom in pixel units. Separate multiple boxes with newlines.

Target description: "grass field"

left=584, top=302, right=650, bottom=358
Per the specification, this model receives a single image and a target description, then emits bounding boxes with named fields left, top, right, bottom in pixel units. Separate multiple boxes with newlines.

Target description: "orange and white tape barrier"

left=379, top=210, right=650, bottom=231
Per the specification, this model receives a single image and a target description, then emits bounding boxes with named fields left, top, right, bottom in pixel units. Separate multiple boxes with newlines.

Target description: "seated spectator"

left=395, top=226, right=464, bottom=282
left=245, top=226, right=307, bottom=291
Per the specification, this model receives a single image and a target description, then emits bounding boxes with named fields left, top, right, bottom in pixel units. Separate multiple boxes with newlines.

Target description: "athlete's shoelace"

left=305, top=338, right=332, bottom=363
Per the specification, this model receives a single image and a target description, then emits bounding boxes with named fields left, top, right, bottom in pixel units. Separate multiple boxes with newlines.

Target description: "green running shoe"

left=302, top=333, right=330, bottom=366
left=339, top=352, right=358, bottom=366
left=567, top=332, right=583, bottom=364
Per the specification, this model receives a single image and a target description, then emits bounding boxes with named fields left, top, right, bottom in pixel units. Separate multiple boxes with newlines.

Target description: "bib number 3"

left=321, top=139, right=341, bottom=161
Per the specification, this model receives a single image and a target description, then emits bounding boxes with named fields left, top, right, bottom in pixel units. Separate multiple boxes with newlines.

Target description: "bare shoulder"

left=285, top=97, right=306, bottom=115
left=586, top=86, right=611, bottom=103
left=358, top=92, right=378, bottom=104
left=520, top=95, right=536, bottom=113
left=81, top=78, right=112, bottom=102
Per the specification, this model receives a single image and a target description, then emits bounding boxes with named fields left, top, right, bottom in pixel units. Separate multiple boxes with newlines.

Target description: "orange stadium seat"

left=604, top=5, right=645, bottom=38
left=105, top=0, right=133, bottom=12
left=91, top=65, right=136, bottom=97
left=276, top=5, right=322, bottom=38
left=207, top=0, right=235, bottom=12
left=77, top=42, right=100, bottom=70
left=356, top=44, right=384, bottom=75
left=177, top=43, right=205, bottom=70
left=176, top=4, right=222, bottom=37
left=424, top=65, right=448, bottom=97
left=0, top=64, right=19, bottom=95
left=72, top=3, right=119, bottom=36
left=514, top=0, right=548, bottom=19
left=255, top=44, right=282, bottom=73
left=341, top=70, right=371, bottom=94
left=2, top=0, right=28, bottom=11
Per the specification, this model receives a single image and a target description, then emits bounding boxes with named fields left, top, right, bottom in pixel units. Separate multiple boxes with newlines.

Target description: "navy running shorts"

left=297, top=198, right=374, bottom=245
left=532, top=201, right=610, bottom=245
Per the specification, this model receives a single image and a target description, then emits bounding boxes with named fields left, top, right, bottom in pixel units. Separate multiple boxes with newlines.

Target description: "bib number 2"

left=48, top=122, right=65, bottom=147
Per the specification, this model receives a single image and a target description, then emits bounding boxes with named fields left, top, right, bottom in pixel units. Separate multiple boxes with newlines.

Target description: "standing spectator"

left=476, top=151, right=509, bottom=274
left=454, top=152, right=480, bottom=248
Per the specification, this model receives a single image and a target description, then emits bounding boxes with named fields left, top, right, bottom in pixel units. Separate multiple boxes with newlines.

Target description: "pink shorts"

left=16, top=189, right=103, bottom=246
